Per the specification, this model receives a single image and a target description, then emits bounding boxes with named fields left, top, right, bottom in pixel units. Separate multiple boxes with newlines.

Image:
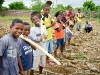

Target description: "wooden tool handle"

left=19, top=35, right=61, bottom=65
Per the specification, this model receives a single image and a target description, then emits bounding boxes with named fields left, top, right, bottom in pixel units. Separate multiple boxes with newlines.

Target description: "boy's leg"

left=31, top=56, right=40, bottom=71
left=39, top=55, right=46, bottom=74
left=54, top=39, right=60, bottom=58
left=60, top=38, right=64, bottom=55
left=46, top=39, right=53, bottom=63
left=68, top=38, right=71, bottom=46
left=30, top=69, right=34, bottom=75
left=46, top=40, right=49, bottom=63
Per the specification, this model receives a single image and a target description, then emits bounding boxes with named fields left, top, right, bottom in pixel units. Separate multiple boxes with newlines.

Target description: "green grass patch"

left=0, top=16, right=30, bottom=21
left=76, top=53, right=85, bottom=59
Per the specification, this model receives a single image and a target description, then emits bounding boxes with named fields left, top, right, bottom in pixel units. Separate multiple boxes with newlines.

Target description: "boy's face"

left=63, top=12, right=66, bottom=16
left=43, top=7, right=50, bottom=15
left=78, top=10, right=81, bottom=13
left=10, top=23, right=23, bottom=38
left=69, top=8, right=72, bottom=13
left=57, top=15, right=62, bottom=21
left=32, top=16, right=40, bottom=26
left=22, top=25, right=30, bottom=36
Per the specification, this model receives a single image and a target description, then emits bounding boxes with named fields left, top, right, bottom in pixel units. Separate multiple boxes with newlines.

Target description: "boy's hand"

left=51, top=21, right=56, bottom=26
left=19, top=71, right=25, bottom=75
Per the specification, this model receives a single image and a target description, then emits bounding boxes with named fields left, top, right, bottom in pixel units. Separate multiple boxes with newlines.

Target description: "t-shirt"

left=84, top=22, right=92, bottom=28
left=30, top=25, right=47, bottom=56
left=66, top=12, right=74, bottom=18
left=20, top=36, right=34, bottom=71
left=61, top=17, right=67, bottom=23
left=42, top=14, right=52, bottom=41
left=76, top=13, right=83, bottom=22
left=54, top=22, right=64, bottom=39
left=0, top=34, right=22, bottom=75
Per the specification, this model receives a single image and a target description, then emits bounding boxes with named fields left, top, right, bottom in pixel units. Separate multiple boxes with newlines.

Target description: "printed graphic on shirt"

left=23, top=46, right=32, bottom=55
left=6, top=46, right=17, bottom=58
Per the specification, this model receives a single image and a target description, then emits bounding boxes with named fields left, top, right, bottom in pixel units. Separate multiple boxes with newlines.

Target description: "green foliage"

left=66, top=5, right=72, bottom=10
left=0, top=0, right=4, bottom=9
left=95, top=5, right=100, bottom=11
left=1, top=6, right=8, bottom=10
left=93, top=10, right=100, bottom=18
left=83, top=7, right=91, bottom=18
left=8, top=1, right=28, bottom=10
left=31, top=0, right=44, bottom=12
left=83, top=0, right=96, bottom=11
left=76, top=53, right=85, bottom=59
left=55, top=4, right=67, bottom=11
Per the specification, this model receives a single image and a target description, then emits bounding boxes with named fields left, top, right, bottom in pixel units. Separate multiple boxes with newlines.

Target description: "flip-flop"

left=48, top=61, right=55, bottom=66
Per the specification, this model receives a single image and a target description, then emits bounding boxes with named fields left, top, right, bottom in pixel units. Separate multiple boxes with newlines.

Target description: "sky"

left=2, top=0, right=100, bottom=8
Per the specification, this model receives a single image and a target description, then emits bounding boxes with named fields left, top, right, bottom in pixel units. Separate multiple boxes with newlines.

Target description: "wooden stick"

left=40, top=19, right=45, bottom=42
left=48, top=14, right=73, bottom=34
left=19, top=35, right=61, bottom=65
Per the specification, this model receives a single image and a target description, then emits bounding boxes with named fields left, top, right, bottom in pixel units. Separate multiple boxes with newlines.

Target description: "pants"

left=85, top=27, right=92, bottom=33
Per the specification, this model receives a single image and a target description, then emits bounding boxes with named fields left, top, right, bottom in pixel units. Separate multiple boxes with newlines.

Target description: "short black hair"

left=78, top=9, right=81, bottom=11
left=11, top=18, right=23, bottom=26
left=43, top=1, right=52, bottom=9
left=55, top=11, right=62, bottom=17
left=31, top=11, right=41, bottom=21
left=23, top=22, right=30, bottom=26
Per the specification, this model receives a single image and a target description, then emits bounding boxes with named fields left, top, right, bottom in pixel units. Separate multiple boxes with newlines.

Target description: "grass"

left=76, top=53, right=85, bottom=59
left=87, top=58, right=93, bottom=63
left=0, top=16, right=34, bottom=27
left=0, top=16, right=30, bottom=20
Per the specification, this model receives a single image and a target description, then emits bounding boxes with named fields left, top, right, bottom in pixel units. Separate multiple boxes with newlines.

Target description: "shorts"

left=25, top=70, right=30, bottom=75
left=85, top=27, right=92, bottom=33
left=46, top=39, right=53, bottom=53
left=66, top=32, right=72, bottom=39
left=55, top=38, right=64, bottom=49
left=76, top=22, right=81, bottom=30
left=31, top=55, right=46, bottom=71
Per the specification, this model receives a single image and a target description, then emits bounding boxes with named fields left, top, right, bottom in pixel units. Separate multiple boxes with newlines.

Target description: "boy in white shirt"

left=30, top=11, right=47, bottom=74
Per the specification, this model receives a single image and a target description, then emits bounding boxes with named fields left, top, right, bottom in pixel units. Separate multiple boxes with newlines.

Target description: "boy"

left=20, top=22, right=36, bottom=75
left=42, top=1, right=55, bottom=63
left=83, top=20, right=93, bottom=33
left=54, top=11, right=65, bottom=59
left=30, top=11, right=47, bottom=74
left=0, top=19, right=25, bottom=75
left=76, top=9, right=84, bottom=31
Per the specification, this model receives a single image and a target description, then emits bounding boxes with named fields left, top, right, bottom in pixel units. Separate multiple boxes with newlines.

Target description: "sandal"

left=48, top=61, right=55, bottom=66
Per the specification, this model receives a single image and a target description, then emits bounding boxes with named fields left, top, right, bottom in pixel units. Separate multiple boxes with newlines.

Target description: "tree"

left=83, top=0, right=96, bottom=11
left=0, top=0, right=4, bottom=9
left=9, top=1, right=28, bottom=10
left=55, top=4, right=67, bottom=11
left=31, top=0, right=44, bottom=12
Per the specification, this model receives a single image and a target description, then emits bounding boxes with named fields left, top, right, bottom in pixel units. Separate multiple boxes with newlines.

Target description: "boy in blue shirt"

left=20, top=22, right=36, bottom=75
left=0, top=19, right=25, bottom=75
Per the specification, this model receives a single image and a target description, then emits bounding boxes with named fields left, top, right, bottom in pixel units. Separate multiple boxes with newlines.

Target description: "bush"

left=83, top=0, right=96, bottom=11
left=55, top=4, right=67, bottom=11
left=93, top=10, right=100, bottom=18
left=8, top=1, right=28, bottom=10
left=31, top=0, right=44, bottom=12
left=83, top=7, right=91, bottom=18
left=1, top=6, right=8, bottom=10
